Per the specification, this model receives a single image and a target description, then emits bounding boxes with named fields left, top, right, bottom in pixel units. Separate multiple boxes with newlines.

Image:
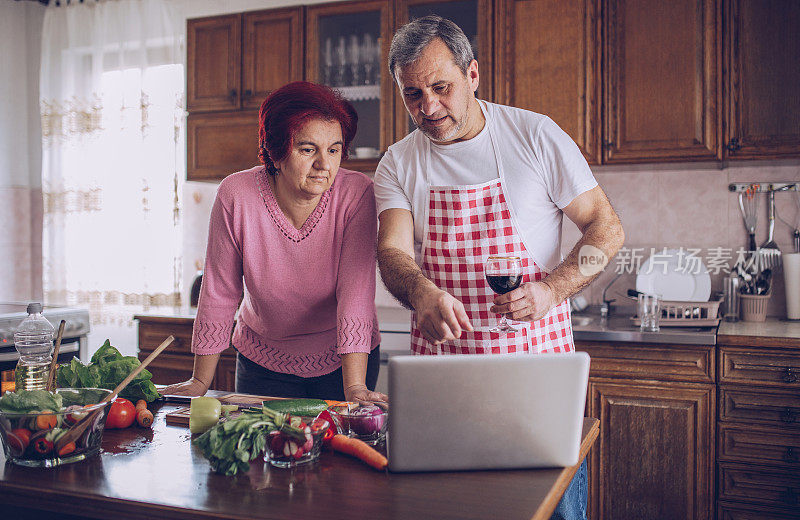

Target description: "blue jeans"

left=550, top=458, right=588, bottom=520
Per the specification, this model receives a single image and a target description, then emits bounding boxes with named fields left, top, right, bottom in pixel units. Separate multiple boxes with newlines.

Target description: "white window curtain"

left=40, top=0, right=185, bottom=349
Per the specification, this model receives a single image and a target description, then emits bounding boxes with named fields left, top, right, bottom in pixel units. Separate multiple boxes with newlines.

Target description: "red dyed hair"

left=258, top=81, right=358, bottom=174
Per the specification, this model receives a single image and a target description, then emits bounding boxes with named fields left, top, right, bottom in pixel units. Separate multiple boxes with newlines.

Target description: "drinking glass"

left=485, top=256, right=522, bottom=332
left=638, top=293, right=662, bottom=332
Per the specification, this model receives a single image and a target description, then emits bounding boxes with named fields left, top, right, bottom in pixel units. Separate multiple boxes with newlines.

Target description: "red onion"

left=347, top=405, right=386, bottom=436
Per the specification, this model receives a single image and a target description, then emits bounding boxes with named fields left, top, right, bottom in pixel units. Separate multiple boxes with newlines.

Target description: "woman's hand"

left=160, top=377, right=209, bottom=397
left=345, top=383, right=388, bottom=406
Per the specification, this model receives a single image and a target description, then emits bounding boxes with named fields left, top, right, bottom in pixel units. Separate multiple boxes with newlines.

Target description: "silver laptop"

left=387, top=352, right=590, bottom=472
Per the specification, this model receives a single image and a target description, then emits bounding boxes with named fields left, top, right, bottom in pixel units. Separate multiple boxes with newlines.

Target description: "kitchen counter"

left=718, top=318, right=800, bottom=340
left=0, top=396, right=598, bottom=520
left=571, top=313, right=718, bottom=345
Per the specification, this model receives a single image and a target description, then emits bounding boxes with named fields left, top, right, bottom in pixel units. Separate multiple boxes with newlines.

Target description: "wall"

left=0, top=1, right=45, bottom=302
left=564, top=161, right=800, bottom=318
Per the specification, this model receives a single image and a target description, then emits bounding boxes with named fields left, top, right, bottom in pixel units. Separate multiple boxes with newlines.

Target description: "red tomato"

left=7, top=428, right=31, bottom=454
left=106, top=398, right=136, bottom=429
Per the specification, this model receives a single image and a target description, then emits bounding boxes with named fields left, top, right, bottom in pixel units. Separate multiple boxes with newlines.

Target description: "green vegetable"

left=56, top=340, right=160, bottom=402
left=221, top=405, right=238, bottom=415
left=262, top=398, right=329, bottom=417
left=0, top=390, right=63, bottom=414
left=193, top=407, right=307, bottom=476
left=189, top=396, right=223, bottom=434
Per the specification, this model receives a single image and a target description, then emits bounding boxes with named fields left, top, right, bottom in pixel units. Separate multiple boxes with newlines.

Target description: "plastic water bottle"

left=14, top=303, right=55, bottom=391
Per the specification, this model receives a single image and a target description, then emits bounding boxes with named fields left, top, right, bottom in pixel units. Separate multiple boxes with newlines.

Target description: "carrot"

left=137, top=408, right=154, bottom=428
left=58, top=441, right=76, bottom=457
left=329, top=434, right=387, bottom=471
left=36, top=411, right=58, bottom=430
left=324, top=400, right=345, bottom=407
left=135, top=399, right=148, bottom=412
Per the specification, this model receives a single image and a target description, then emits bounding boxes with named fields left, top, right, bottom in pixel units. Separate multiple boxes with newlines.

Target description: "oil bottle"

left=14, top=303, right=55, bottom=391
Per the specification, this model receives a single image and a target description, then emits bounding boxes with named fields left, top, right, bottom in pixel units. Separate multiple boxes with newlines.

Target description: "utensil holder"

left=740, top=291, right=771, bottom=322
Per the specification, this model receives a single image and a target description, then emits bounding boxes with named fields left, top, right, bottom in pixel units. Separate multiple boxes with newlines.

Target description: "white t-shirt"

left=374, top=101, right=598, bottom=273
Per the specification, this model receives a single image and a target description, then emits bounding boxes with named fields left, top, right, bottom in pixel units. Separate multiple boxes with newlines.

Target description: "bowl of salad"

left=264, top=415, right=330, bottom=468
left=0, top=387, right=113, bottom=467
left=327, top=402, right=388, bottom=446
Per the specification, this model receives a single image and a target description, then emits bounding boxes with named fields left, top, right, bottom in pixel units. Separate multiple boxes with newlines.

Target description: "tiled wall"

left=563, top=160, right=800, bottom=318
left=183, top=160, right=800, bottom=318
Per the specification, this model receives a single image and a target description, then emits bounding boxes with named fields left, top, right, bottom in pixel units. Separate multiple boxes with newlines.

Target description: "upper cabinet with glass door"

left=306, top=0, right=393, bottom=173
left=394, top=0, right=493, bottom=140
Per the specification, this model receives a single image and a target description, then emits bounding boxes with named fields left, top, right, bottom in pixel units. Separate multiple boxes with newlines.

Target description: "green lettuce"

left=57, top=340, right=160, bottom=402
left=0, top=389, right=63, bottom=414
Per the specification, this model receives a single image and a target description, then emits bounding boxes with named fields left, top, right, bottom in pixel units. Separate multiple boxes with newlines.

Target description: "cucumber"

left=262, top=398, right=329, bottom=417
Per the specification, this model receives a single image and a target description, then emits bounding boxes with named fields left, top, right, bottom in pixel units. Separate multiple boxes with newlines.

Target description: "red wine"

left=486, top=274, right=521, bottom=294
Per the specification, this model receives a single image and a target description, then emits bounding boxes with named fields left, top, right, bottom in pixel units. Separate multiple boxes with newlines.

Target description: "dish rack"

left=631, top=298, right=722, bottom=327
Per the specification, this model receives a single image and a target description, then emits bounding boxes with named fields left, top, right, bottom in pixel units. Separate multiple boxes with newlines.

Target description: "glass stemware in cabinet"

left=335, top=36, right=347, bottom=87
left=323, top=38, right=333, bottom=86
left=348, top=34, right=361, bottom=86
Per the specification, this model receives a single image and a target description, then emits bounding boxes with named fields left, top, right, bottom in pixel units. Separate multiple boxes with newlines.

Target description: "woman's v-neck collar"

left=255, top=167, right=332, bottom=243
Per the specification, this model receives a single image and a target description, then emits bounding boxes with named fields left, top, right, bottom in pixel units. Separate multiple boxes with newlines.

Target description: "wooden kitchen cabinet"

left=716, top=339, right=800, bottom=517
left=394, top=0, right=494, bottom=140
left=305, top=0, right=393, bottom=173
left=187, top=15, right=241, bottom=113
left=576, top=341, right=716, bottom=520
left=603, top=0, right=722, bottom=163
left=724, top=0, right=800, bottom=159
left=134, top=314, right=236, bottom=392
left=187, top=8, right=303, bottom=113
left=494, top=0, right=601, bottom=164
left=187, top=8, right=303, bottom=181
left=186, top=110, right=260, bottom=182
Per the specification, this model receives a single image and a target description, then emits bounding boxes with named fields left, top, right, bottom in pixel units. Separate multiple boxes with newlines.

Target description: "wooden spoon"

left=46, top=320, right=67, bottom=393
left=55, top=335, right=175, bottom=454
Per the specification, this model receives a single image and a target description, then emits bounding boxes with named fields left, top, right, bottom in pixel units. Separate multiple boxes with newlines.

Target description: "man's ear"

left=467, top=59, right=479, bottom=93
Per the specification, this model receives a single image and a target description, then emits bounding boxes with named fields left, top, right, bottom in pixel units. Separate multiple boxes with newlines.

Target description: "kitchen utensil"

left=740, top=292, right=771, bottom=322
left=723, top=275, right=739, bottom=322
left=46, top=320, right=66, bottom=392
left=635, top=249, right=711, bottom=301
left=55, top=335, right=175, bottom=454
left=785, top=253, right=800, bottom=320
left=775, top=187, right=800, bottom=253
left=760, top=187, right=782, bottom=269
left=738, top=185, right=759, bottom=251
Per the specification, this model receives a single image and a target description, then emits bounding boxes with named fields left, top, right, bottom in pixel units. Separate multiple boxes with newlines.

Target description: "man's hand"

left=412, top=285, right=473, bottom=345
left=490, top=281, right=557, bottom=323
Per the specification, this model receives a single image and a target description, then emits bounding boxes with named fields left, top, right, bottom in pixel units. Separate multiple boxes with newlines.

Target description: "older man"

left=374, top=16, right=624, bottom=519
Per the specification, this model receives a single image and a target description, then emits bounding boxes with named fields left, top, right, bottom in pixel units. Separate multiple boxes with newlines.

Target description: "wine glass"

left=485, top=256, right=522, bottom=332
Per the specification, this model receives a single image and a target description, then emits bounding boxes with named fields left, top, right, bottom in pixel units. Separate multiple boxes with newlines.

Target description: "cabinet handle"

left=604, top=140, right=615, bottom=149
left=244, top=89, right=252, bottom=98
left=783, top=367, right=798, bottom=384
left=780, top=408, right=797, bottom=424
left=785, top=447, right=798, bottom=463
left=229, top=89, right=238, bottom=103
left=726, top=138, right=741, bottom=153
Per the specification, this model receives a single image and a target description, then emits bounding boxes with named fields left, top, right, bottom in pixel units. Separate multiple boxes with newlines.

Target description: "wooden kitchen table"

left=0, top=400, right=598, bottom=520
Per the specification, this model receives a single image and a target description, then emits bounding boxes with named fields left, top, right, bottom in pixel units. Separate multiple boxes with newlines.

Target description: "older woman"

left=163, top=81, right=385, bottom=403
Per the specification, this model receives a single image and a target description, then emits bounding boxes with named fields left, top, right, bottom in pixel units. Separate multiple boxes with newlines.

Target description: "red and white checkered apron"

left=410, top=178, right=574, bottom=355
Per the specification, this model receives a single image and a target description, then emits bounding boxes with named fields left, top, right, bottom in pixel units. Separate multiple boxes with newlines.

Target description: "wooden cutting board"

left=165, top=393, right=283, bottom=427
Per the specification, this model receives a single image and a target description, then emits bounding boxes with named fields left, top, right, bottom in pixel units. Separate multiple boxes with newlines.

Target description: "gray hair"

left=388, top=15, right=474, bottom=80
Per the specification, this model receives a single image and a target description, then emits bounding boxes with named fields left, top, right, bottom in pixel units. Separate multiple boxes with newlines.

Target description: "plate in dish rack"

left=635, top=249, right=711, bottom=302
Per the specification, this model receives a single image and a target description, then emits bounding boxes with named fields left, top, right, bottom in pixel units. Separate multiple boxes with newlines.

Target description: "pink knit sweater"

left=192, top=166, right=380, bottom=377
